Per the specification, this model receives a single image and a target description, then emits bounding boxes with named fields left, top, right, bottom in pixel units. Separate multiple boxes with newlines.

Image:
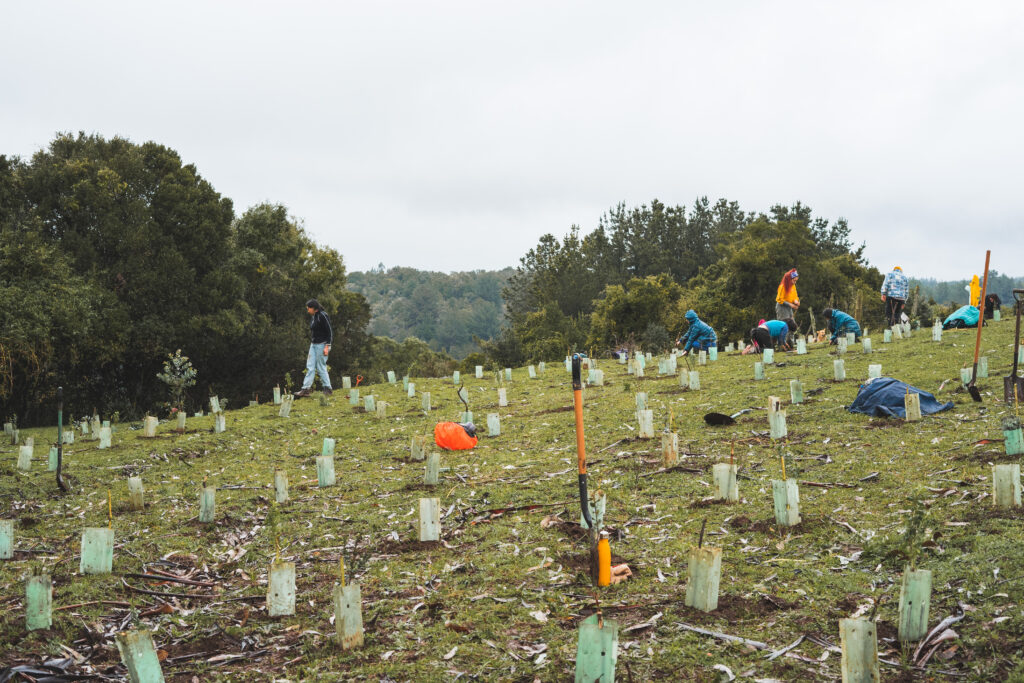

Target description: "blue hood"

left=685, top=310, right=697, bottom=322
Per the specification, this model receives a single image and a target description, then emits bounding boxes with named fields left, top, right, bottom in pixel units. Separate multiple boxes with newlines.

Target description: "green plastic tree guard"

left=363, top=395, right=375, bottom=413
left=992, top=464, right=1021, bottom=508
left=689, top=371, right=700, bottom=390
left=279, top=395, right=294, bottom=417
left=834, top=359, right=846, bottom=382
left=97, top=426, right=112, bottom=449
left=342, top=376, right=351, bottom=390
left=410, top=436, right=426, bottom=461
left=17, top=445, right=31, bottom=471
left=763, top=348, right=774, bottom=365
left=459, top=410, right=472, bottom=423
left=790, top=379, right=804, bottom=404
left=709, top=347, right=718, bottom=361
left=267, top=561, right=296, bottom=617
left=348, top=388, right=359, bottom=406
left=317, top=456, right=336, bottom=488
left=636, top=410, right=654, bottom=439
left=575, top=613, right=618, bottom=683
left=422, top=392, right=431, bottom=412
left=143, top=416, right=158, bottom=438
left=334, top=582, right=364, bottom=649
left=199, top=486, right=216, bottom=523
left=862, top=338, right=872, bottom=353
left=1004, top=428, right=1024, bottom=456
left=713, top=463, right=738, bottom=502
left=487, top=413, right=500, bottom=437
left=685, top=546, right=722, bottom=612
left=26, top=572, right=52, bottom=631
left=591, top=369, right=605, bottom=386
left=839, top=618, right=879, bottom=683
left=453, top=370, right=461, bottom=384
left=635, top=392, right=647, bottom=411
left=662, top=432, right=678, bottom=466
left=475, top=365, right=484, bottom=379
left=0, top=519, right=13, bottom=559
left=678, top=370, right=689, bottom=388
left=505, top=368, right=512, bottom=380
left=905, top=393, right=922, bottom=421
left=176, top=412, right=186, bottom=430
left=898, top=567, right=932, bottom=642
left=772, top=479, right=801, bottom=527
left=387, top=370, right=396, bottom=384
left=273, top=385, right=282, bottom=404
left=978, top=356, right=988, bottom=378
left=407, top=382, right=416, bottom=398
left=528, top=365, right=537, bottom=379
left=214, top=414, right=226, bottom=433
left=209, top=396, right=220, bottom=413
left=322, top=438, right=335, bottom=456
left=48, top=446, right=58, bottom=472
left=127, top=477, right=144, bottom=511
left=868, top=364, right=882, bottom=380
left=424, top=452, right=440, bottom=486
left=80, top=527, right=114, bottom=574
left=796, top=338, right=807, bottom=354
left=883, top=329, right=892, bottom=343
left=419, top=497, right=440, bottom=541
left=274, top=470, right=288, bottom=503
left=115, top=629, right=165, bottom=683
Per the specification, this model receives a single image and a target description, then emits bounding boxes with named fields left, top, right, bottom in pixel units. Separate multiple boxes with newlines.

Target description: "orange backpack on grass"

left=434, top=422, right=478, bottom=450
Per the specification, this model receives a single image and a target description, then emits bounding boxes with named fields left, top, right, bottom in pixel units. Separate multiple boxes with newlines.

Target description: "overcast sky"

left=3, top=2, right=1021, bottom=279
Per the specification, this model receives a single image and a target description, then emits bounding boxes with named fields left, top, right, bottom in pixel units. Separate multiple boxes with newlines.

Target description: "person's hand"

left=880, top=294, right=886, bottom=302
left=680, top=350, right=688, bottom=356
left=792, top=301, right=800, bottom=309
left=323, top=345, right=330, bottom=356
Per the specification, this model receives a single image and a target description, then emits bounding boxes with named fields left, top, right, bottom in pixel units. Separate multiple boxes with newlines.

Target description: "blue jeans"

left=302, top=343, right=332, bottom=389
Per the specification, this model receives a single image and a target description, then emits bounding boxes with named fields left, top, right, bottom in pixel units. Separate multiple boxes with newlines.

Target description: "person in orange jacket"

left=775, top=269, right=800, bottom=322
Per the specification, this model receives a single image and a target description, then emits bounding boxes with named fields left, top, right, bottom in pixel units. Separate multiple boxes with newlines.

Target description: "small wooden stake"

left=992, top=464, right=1022, bottom=508
left=898, top=567, right=932, bottom=642
left=334, top=582, right=364, bottom=649
left=487, top=413, right=500, bottom=437
left=685, top=546, right=722, bottom=612
left=424, top=452, right=440, bottom=486
left=662, top=432, right=678, bottom=466
left=419, top=497, right=440, bottom=541
left=839, top=618, right=879, bottom=683
left=274, top=470, right=288, bottom=503
left=26, top=572, right=52, bottom=631
left=127, top=477, right=144, bottom=511
left=834, top=359, right=846, bottom=382
left=712, top=463, right=738, bottom=502
left=575, top=613, right=618, bottom=683
left=636, top=410, right=654, bottom=439
left=0, top=519, right=13, bottom=559
left=198, top=486, right=216, bottom=523
left=772, top=479, right=801, bottom=527
left=317, top=456, right=336, bottom=488
left=322, top=438, right=336, bottom=456
left=790, top=379, right=804, bottom=404
left=80, top=527, right=114, bottom=574
left=267, top=561, right=296, bottom=617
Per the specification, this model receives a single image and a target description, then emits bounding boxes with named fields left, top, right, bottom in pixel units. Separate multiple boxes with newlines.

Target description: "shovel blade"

left=1005, top=376, right=1024, bottom=404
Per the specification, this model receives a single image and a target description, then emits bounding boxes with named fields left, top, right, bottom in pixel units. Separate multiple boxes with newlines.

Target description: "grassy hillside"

left=2, top=315, right=1024, bottom=681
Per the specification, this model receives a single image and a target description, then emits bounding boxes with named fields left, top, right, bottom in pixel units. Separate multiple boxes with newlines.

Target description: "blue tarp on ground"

left=847, top=377, right=954, bottom=418
left=943, top=305, right=979, bottom=330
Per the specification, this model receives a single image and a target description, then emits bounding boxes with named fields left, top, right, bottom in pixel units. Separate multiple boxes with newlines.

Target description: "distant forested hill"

left=912, top=272, right=1023, bottom=308
left=347, top=266, right=514, bottom=358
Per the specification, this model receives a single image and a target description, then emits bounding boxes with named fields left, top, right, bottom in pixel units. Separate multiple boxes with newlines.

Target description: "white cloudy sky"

left=3, top=1, right=1022, bottom=279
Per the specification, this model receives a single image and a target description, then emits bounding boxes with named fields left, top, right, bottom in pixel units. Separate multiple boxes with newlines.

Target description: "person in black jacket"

left=295, top=299, right=333, bottom=397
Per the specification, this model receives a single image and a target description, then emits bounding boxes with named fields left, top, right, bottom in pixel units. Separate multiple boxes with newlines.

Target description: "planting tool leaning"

left=1006, top=289, right=1024, bottom=404
left=967, top=250, right=991, bottom=402
left=572, top=354, right=600, bottom=583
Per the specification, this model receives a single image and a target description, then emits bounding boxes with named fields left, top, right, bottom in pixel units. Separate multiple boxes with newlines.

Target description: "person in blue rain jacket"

left=823, top=308, right=862, bottom=343
left=675, top=309, right=717, bottom=355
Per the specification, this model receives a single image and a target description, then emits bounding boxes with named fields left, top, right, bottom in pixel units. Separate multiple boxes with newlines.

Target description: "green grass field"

left=2, top=319, right=1024, bottom=681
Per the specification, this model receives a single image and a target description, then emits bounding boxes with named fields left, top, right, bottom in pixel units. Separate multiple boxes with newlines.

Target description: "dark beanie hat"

left=822, top=308, right=833, bottom=317
left=306, top=299, right=321, bottom=310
